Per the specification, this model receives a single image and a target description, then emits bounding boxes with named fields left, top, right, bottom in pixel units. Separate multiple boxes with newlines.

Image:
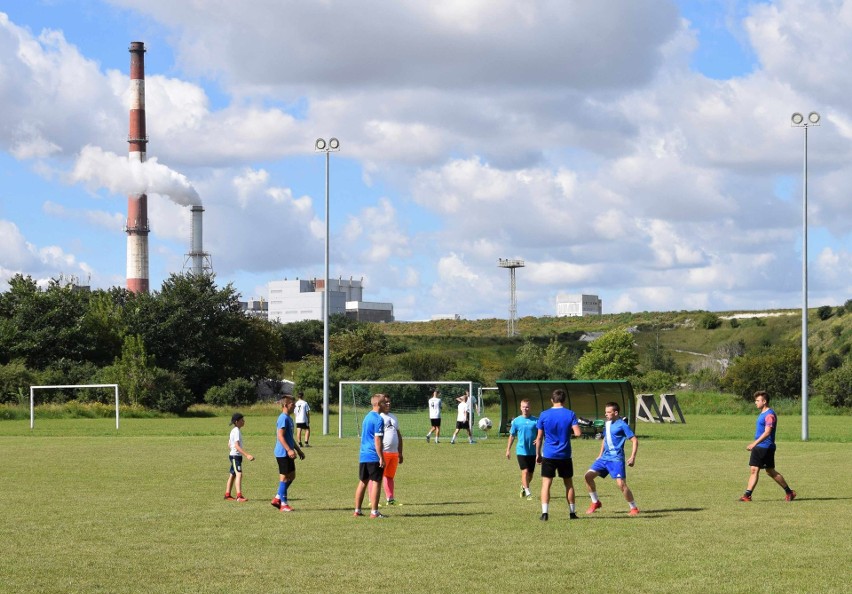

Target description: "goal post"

left=338, top=381, right=489, bottom=439
left=30, top=384, right=120, bottom=430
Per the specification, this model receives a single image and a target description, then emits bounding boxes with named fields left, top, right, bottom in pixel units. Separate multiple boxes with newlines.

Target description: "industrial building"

left=267, top=278, right=394, bottom=324
left=556, top=293, right=602, bottom=317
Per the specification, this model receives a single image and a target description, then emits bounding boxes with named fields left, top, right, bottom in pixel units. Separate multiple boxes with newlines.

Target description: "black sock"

left=784, top=486, right=792, bottom=494
left=745, top=490, right=752, bottom=496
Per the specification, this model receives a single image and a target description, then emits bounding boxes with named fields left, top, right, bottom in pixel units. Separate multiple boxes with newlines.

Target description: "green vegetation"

left=1, top=415, right=849, bottom=593
left=2, top=272, right=851, bottom=415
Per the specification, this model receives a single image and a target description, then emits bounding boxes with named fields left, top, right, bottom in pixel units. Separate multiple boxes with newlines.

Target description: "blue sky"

left=0, top=0, right=850, bottom=320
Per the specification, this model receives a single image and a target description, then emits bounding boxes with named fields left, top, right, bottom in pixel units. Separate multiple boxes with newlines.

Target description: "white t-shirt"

left=229, top=426, right=242, bottom=456
left=295, top=399, right=310, bottom=424
left=428, top=397, right=442, bottom=419
left=380, top=412, right=400, bottom=452
left=457, top=400, right=469, bottom=422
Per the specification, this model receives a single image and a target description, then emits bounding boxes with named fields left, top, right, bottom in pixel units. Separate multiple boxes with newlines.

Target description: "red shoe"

left=353, top=511, right=364, bottom=517
left=629, top=507, right=640, bottom=516
left=224, top=494, right=235, bottom=501
left=785, top=491, right=797, bottom=502
left=236, top=495, right=248, bottom=502
left=739, top=494, right=752, bottom=502
left=270, top=497, right=281, bottom=509
left=586, top=501, right=602, bottom=514
left=370, top=512, right=387, bottom=519
left=279, top=504, right=293, bottom=512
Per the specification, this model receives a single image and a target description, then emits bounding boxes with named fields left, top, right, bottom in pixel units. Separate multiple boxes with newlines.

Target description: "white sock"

left=629, top=501, right=637, bottom=509
left=542, top=503, right=549, bottom=514
left=569, top=503, right=575, bottom=513
left=355, top=508, right=361, bottom=514
left=590, top=492, right=599, bottom=503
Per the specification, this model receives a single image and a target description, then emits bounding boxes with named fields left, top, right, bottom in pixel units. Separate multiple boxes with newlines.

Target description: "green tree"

left=721, top=346, right=814, bottom=400
left=544, top=338, right=575, bottom=379
left=813, top=362, right=852, bottom=407
left=573, top=329, right=639, bottom=380
left=502, top=340, right=547, bottom=379
left=816, top=305, right=833, bottom=321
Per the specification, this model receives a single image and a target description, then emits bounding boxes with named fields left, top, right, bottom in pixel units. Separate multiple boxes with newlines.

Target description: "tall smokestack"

left=190, top=205, right=204, bottom=275
left=126, top=41, right=149, bottom=293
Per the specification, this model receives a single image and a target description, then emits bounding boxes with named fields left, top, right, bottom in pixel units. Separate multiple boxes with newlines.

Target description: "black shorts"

left=359, top=462, right=384, bottom=482
left=296, top=422, right=310, bottom=429
left=276, top=456, right=296, bottom=475
left=517, top=455, right=536, bottom=473
left=430, top=418, right=441, bottom=428
left=749, top=447, right=776, bottom=469
left=456, top=421, right=470, bottom=430
left=229, top=455, right=243, bottom=475
left=541, top=457, right=574, bottom=479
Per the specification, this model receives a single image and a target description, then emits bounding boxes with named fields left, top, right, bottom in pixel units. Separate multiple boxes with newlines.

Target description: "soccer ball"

left=478, top=417, right=493, bottom=431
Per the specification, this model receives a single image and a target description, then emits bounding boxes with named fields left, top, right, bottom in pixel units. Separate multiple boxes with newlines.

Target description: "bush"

left=729, top=318, right=740, bottom=328
left=721, top=346, right=813, bottom=400
left=631, top=370, right=679, bottom=392
left=813, top=362, right=852, bottom=408
left=698, top=313, right=722, bottom=330
left=686, top=367, right=723, bottom=391
left=204, top=378, right=258, bottom=407
left=817, top=305, right=833, bottom=321
left=0, top=360, right=38, bottom=404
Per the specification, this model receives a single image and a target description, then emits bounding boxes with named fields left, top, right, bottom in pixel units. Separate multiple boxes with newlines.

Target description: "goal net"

left=338, top=381, right=490, bottom=440
left=29, top=384, right=120, bottom=430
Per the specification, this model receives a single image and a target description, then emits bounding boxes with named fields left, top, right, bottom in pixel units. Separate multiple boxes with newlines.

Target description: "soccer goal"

left=338, top=381, right=492, bottom=440
left=29, top=384, right=120, bottom=430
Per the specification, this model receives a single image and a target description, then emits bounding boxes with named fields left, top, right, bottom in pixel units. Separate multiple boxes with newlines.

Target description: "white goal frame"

left=338, top=380, right=475, bottom=438
left=30, top=384, right=120, bottom=430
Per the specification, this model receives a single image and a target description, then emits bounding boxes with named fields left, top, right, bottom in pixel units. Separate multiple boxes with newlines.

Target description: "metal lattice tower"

left=498, top=258, right=525, bottom=336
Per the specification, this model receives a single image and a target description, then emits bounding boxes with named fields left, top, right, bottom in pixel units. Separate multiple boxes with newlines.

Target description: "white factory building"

left=268, top=278, right=394, bottom=324
left=556, top=293, right=602, bottom=317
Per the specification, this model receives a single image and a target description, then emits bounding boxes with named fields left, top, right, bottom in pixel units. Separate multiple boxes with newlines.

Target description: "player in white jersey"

left=294, top=392, right=311, bottom=447
left=451, top=392, right=474, bottom=444
left=380, top=396, right=404, bottom=505
left=426, top=390, right=443, bottom=443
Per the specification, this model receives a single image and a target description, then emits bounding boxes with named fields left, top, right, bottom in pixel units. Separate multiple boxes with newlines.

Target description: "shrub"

left=204, top=378, right=258, bottom=407
left=721, top=346, right=813, bottom=400
left=631, top=370, right=679, bottom=392
left=817, top=305, right=834, bottom=321
left=698, top=313, right=722, bottom=329
left=822, top=353, right=843, bottom=373
left=0, top=360, right=38, bottom=404
left=830, top=325, right=842, bottom=338
left=729, top=318, right=740, bottom=328
left=813, top=362, right=852, bottom=407
left=686, top=367, right=723, bottom=391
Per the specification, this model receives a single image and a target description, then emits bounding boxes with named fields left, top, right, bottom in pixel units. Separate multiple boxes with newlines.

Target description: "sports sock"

left=542, top=503, right=549, bottom=514
left=744, top=489, right=753, bottom=497
left=523, top=487, right=531, bottom=496
left=784, top=486, right=793, bottom=494
left=569, top=503, right=575, bottom=513
left=589, top=492, right=599, bottom=503
left=355, top=508, right=361, bottom=514
left=629, top=501, right=637, bottom=509
left=278, top=480, right=289, bottom=502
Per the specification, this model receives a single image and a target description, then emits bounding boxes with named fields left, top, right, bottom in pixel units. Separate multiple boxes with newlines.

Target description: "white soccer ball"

left=478, top=417, right=493, bottom=431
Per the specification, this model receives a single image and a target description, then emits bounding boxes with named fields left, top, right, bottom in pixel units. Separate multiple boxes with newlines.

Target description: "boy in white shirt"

left=225, top=412, right=255, bottom=502
left=294, top=392, right=311, bottom=447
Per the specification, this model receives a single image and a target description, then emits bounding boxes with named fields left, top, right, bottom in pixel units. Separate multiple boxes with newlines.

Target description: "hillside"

left=380, top=307, right=852, bottom=386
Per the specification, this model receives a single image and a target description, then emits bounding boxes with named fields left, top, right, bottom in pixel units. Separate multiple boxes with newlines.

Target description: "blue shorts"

left=589, top=457, right=626, bottom=480
left=229, top=455, right=243, bottom=475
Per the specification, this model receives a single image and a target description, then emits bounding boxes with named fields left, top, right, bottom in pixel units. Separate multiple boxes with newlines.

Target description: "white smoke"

left=69, top=145, right=201, bottom=206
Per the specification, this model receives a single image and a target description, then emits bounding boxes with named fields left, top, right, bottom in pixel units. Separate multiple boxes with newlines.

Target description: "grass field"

left=2, top=413, right=850, bottom=593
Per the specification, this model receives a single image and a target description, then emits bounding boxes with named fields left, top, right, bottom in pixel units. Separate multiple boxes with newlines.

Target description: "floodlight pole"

left=315, top=138, right=340, bottom=436
left=791, top=112, right=819, bottom=441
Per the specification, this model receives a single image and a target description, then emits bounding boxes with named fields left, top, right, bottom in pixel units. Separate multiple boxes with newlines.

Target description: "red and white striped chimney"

left=126, top=41, right=149, bottom=293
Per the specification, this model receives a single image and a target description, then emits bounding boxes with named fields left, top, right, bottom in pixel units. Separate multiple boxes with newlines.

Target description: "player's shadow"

left=396, top=511, right=491, bottom=518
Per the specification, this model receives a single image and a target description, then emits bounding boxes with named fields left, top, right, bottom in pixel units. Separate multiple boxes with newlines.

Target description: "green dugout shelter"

left=495, top=380, right=635, bottom=435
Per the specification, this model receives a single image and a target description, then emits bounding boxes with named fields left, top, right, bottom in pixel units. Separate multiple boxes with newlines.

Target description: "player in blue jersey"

left=740, top=391, right=796, bottom=502
left=506, top=399, right=538, bottom=500
left=535, top=389, right=582, bottom=521
left=354, top=394, right=387, bottom=519
left=583, top=401, right=640, bottom=516
left=271, top=395, right=305, bottom=513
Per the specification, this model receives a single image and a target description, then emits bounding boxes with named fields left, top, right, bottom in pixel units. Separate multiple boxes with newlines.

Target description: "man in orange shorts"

left=379, top=394, right=404, bottom=506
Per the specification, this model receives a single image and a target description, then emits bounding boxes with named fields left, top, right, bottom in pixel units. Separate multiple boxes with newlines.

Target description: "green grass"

left=1, top=415, right=850, bottom=593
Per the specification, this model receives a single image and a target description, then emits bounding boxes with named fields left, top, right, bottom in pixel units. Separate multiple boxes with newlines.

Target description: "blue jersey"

left=274, top=413, right=296, bottom=457
left=359, top=411, right=385, bottom=463
left=510, top=415, right=538, bottom=456
left=600, top=418, right=635, bottom=461
left=536, top=407, right=579, bottom=459
left=754, top=408, right=777, bottom=449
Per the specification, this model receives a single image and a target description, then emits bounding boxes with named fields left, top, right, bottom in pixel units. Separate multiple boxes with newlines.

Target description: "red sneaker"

left=586, top=501, right=602, bottom=514
left=270, top=497, right=281, bottom=509
left=279, top=504, right=293, bottom=512
left=353, top=511, right=364, bottom=517
left=739, top=494, right=752, bottom=502
left=236, top=495, right=248, bottom=502
left=224, top=494, right=235, bottom=501
left=785, top=491, right=797, bottom=502
left=629, top=508, right=640, bottom=516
